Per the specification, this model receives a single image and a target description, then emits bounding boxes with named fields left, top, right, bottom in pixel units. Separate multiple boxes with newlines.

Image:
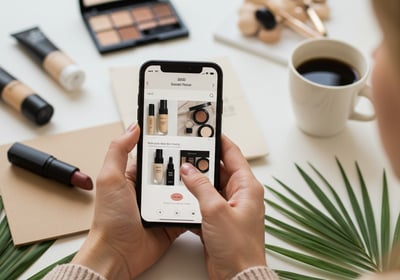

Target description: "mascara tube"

left=0, top=67, right=54, bottom=125
left=7, top=142, right=93, bottom=190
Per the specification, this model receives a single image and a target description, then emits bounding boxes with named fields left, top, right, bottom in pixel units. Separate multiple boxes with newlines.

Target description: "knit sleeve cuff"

left=43, top=264, right=107, bottom=280
left=231, top=266, right=279, bottom=280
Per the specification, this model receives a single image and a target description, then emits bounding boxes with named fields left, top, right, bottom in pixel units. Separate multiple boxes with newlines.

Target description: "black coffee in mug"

left=296, top=58, right=359, bottom=86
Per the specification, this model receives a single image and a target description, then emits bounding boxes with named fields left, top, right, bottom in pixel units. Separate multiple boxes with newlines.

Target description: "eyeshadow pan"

left=110, top=10, right=134, bottom=28
left=158, top=16, right=177, bottom=26
left=131, top=6, right=154, bottom=22
left=118, top=26, right=141, bottom=41
left=138, top=20, right=158, bottom=31
left=152, top=3, right=173, bottom=18
left=89, top=15, right=113, bottom=32
left=96, top=29, right=120, bottom=46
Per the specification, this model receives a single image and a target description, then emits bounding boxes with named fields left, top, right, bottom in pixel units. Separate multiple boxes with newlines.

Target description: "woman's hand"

left=180, top=135, right=267, bottom=280
left=72, top=124, right=185, bottom=279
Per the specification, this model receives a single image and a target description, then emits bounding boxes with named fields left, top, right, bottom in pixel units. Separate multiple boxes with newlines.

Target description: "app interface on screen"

left=141, top=65, right=218, bottom=223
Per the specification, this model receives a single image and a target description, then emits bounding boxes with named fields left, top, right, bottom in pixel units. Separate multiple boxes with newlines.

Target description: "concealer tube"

left=0, top=67, right=54, bottom=125
left=148, top=103, right=155, bottom=135
left=158, top=99, right=168, bottom=134
left=11, top=27, right=85, bottom=91
left=153, top=149, right=164, bottom=184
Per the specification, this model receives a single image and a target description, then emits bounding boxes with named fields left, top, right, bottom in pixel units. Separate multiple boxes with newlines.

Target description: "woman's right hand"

left=180, top=135, right=267, bottom=279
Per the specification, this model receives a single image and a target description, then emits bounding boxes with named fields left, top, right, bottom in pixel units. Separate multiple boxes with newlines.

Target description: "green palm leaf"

left=266, top=244, right=360, bottom=279
left=275, top=270, right=325, bottom=280
left=393, top=214, right=400, bottom=249
left=265, top=159, right=399, bottom=279
left=295, top=164, right=362, bottom=247
left=355, top=162, right=379, bottom=267
left=265, top=218, right=375, bottom=271
left=266, top=187, right=362, bottom=252
left=380, top=171, right=390, bottom=269
left=336, top=160, right=375, bottom=262
left=308, top=163, right=365, bottom=254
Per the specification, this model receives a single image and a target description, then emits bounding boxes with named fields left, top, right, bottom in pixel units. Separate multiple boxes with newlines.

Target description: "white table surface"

left=2, top=0, right=399, bottom=279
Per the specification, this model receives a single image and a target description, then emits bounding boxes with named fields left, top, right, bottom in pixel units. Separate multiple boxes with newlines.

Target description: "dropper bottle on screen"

left=153, top=149, right=164, bottom=184
left=148, top=103, right=155, bottom=135
left=158, top=99, right=168, bottom=134
left=166, top=156, right=175, bottom=186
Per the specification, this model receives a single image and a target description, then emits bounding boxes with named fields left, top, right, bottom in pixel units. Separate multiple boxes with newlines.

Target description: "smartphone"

left=136, top=60, right=223, bottom=227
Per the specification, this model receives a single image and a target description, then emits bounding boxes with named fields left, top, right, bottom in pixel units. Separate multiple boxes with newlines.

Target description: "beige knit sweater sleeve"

left=43, top=264, right=279, bottom=280
left=43, top=264, right=106, bottom=280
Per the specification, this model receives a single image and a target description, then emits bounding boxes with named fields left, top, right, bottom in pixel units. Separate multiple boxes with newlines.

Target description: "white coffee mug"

left=289, top=38, right=375, bottom=137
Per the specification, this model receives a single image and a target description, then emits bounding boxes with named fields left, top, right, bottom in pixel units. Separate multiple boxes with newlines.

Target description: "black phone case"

left=136, top=60, right=223, bottom=227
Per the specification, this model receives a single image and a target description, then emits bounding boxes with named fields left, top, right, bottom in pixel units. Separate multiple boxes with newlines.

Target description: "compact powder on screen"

left=110, top=11, right=133, bottom=27
left=132, top=6, right=154, bottom=22
left=96, top=30, right=120, bottom=46
left=118, top=26, right=141, bottom=41
left=89, top=15, right=113, bottom=32
left=196, top=158, right=209, bottom=173
left=193, top=109, right=209, bottom=124
left=152, top=3, right=173, bottom=17
left=198, top=124, right=214, bottom=137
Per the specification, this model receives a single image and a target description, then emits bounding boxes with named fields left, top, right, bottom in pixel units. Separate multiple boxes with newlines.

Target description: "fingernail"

left=181, top=163, right=197, bottom=176
left=126, top=122, right=137, bottom=133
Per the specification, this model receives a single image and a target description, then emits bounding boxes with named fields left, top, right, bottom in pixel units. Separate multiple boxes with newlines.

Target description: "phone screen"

left=137, top=61, right=222, bottom=226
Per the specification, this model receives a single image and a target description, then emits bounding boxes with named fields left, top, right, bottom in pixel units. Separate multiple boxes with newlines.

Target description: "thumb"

left=180, top=163, right=225, bottom=212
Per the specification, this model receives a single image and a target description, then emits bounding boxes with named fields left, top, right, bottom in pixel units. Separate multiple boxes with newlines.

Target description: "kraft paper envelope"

left=0, top=122, right=124, bottom=245
left=110, top=57, right=268, bottom=160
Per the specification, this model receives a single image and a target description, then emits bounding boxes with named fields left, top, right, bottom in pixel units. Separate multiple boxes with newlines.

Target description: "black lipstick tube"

left=8, top=142, right=78, bottom=186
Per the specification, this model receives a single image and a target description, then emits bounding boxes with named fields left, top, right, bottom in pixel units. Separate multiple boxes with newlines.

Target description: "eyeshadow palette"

left=79, top=0, right=189, bottom=54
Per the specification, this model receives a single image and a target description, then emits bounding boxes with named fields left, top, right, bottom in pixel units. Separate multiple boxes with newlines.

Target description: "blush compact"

left=79, top=0, right=189, bottom=54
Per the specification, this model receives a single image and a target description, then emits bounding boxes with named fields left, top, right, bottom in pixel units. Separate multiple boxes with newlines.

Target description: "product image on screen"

left=139, top=63, right=220, bottom=225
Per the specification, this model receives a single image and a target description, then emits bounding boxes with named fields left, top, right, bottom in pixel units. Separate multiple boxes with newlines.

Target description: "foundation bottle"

left=147, top=103, right=155, bottom=135
left=0, top=67, right=54, bottom=125
left=153, top=149, right=164, bottom=184
left=158, top=99, right=168, bottom=134
left=166, top=156, right=175, bottom=186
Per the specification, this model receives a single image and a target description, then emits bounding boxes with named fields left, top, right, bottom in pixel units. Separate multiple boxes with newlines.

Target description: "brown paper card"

left=0, top=122, right=124, bottom=245
left=110, top=57, right=269, bottom=160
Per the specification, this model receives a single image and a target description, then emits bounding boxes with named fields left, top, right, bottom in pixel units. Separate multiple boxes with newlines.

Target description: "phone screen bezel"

left=136, top=60, right=223, bottom=227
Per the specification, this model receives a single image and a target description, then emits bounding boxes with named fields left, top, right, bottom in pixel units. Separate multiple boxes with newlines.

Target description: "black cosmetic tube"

left=11, top=27, right=85, bottom=91
left=0, top=67, right=54, bottom=125
left=7, top=142, right=78, bottom=186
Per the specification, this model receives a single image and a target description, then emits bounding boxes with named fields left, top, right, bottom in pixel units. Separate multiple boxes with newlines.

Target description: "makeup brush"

left=255, top=8, right=282, bottom=43
left=296, top=0, right=327, bottom=36
left=249, top=0, right=323, bottom=38
left=255, top=8, right=278, bottom=30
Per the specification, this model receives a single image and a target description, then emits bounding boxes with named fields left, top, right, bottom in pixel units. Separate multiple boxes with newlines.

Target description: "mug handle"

left=349, top=86, right=376, bottom=121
